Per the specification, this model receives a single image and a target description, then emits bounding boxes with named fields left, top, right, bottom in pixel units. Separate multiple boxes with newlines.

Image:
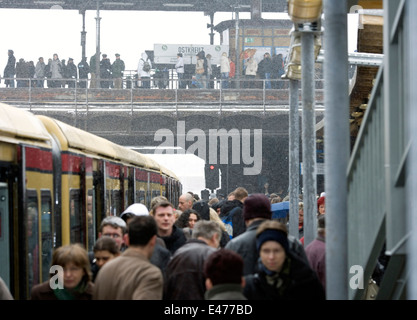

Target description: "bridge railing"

left=0, top=77, right=325, bottom=111
left=347, top=66, right=385, bottom=299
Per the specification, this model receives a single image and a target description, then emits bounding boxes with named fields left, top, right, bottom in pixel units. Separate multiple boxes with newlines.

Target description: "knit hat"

left=243, top=194, right=272, bottom=221
left=256, top=229, right=289, bottom=253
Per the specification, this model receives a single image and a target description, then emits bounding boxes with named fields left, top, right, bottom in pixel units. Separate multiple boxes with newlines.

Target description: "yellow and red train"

left=0, top=103, right=182, bottom=299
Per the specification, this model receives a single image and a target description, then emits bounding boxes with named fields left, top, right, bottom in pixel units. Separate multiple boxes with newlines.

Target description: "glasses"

left=103, top=233, right=121, bottom=239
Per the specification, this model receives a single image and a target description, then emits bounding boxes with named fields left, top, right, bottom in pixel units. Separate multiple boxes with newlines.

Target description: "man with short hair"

left=98, top=216, right=127, bottom=251
left=111, top=53, right=125, bottom=89
left=178, top=193, right=194, bottom=212
left=219, top=187, right=248, bottom=239
left=93, top=215, right=163, bottom=300
left=164, top=220, right=222, bottom=300
left=153, top=200, right=187, bottom=254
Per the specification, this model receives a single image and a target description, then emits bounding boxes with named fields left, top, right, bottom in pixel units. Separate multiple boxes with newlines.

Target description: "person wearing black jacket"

left=244, top=220, right=325, bottom=300
left=219, top=187, right=248, bottom=239
left=4, top=49, right=16, bottom=88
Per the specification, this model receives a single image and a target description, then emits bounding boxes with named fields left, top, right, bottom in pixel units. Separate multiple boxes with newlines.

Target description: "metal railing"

left=347, top=66, right=386, bottom=300
left=0, top=76, right=325, bottom=112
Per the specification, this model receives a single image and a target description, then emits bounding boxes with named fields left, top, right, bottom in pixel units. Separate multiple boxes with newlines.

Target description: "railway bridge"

left=0, top=85, right=325, bottom=195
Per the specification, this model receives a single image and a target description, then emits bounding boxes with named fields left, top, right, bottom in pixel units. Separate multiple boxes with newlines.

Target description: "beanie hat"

left=243, top=194, right=272, bottom=221
left=256, top=229, right=289, bottom=254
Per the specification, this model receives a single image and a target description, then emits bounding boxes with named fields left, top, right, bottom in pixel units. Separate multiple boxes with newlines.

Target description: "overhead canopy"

left=0, top=0, right=287, bottom=14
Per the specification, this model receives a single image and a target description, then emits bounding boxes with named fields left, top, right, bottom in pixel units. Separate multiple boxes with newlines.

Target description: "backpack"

left=142, top=59, right=151, bottom=72
left=221, top=207, right=239, bottom=239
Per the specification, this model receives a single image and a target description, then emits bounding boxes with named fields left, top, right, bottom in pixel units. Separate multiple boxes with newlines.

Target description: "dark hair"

left=127, top=215, right=157, bottom=246
left=177, top=53, right=183, bottom=57
left=204, top=249, right=243, bottom=286
left=175, top=209, right=201, bottom=228
left=94, top=236, right=120, bottom=255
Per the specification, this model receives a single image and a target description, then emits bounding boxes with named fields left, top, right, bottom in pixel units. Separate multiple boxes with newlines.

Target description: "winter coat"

left=100, top=58, right=112, bottom=79
left=226, top=219, right=311, bottom=276
left=4, top=54, right=16, bottom=76
left=225, top=219, right=267, bottom=276
left=175, top=56, right=184, bottom=74
left=35, top=61, right=45, bottom=78
left=219, top=199, right=246, bottom=238
left=163, top=239, right=217, bottom=300
left=93, top=248, right=163, bottom=300
left=31, top=280, right=94, bottom=300
left=137, top=52, right=152, bottom=78
left=50, top=59, right=62, bottom=79
left=66, top=62, right=77, bottom=79
left=111, top=59, right=125, bottom=78
left=220, top=54, right=230, bottom=73
left=244, top=57, right=258, bottom=76
left=304, top=235, right=326, bottom=289
left=78, top=59, right=90, bottom=79
left=205, top=283, right=247, bottom=300
left=158, top=225, right=187, bottom=255
left=243, top=252, right=325, bottom=300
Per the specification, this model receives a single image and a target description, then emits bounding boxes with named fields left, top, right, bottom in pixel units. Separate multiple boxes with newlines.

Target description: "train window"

left=69, top=189, right=84, bottom=245
left=111, top=190, right=121, bottom=216
left=26, top=191, right=39, bottom=295
left=87, top=190, right=96, bottom=252
left=136, top=190, right=146, bottom=206
left=125, top=190, right=129, bottom=211
left=40, top=190, right=53, bottom=283
left=152, top=190, right=160, bottom=199
left=105, top=190, right=110, bottom=216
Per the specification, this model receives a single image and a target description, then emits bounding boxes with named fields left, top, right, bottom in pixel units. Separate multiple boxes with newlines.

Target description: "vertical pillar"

left=289, top=79, right=300, bottom=238
left=323, top=0, right=349, bottom=300
left=251, top=0, right=262, bottom=20
left=301, top=31, right=317, bottom=247
left=80, top=9, right=87, bottom=61
left=407, top=0, right=417, bottom=300
left=234, top=9, right=240, bottom=89
left=95, top=0, right=101, bottom=87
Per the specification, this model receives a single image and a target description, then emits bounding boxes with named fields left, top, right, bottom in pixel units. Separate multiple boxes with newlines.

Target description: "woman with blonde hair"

left=31, top=244, right=94, bottom=300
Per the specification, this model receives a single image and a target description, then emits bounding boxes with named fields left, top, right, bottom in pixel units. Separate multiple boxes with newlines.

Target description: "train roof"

left=0, top=103, right=51, bottom=143
left=160, top=164, right=180, bottom=181
left=37, top=115, right=161, bottom=171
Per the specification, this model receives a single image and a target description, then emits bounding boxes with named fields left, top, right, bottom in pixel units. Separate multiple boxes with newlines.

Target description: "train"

left=0, top=103, right=182, bottom=300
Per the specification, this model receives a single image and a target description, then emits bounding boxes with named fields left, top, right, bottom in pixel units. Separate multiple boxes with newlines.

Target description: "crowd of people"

left=2, top=49, right=286, bottom=90
left=0, top=186, right=331, bottom=301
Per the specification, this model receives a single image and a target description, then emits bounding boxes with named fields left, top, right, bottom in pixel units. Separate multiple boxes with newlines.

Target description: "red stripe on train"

left=25, top=147, right=53, bottom=172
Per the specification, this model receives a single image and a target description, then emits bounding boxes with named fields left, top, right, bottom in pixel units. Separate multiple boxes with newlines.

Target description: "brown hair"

left=256, top=220, right=288, bottom=238
left=234, top=187, right=248, bottom=201
left=51, top=244, right=91, bottom=282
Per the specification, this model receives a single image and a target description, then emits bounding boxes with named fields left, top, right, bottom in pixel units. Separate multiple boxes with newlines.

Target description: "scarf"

left=53, top=280, right=88, bottom=300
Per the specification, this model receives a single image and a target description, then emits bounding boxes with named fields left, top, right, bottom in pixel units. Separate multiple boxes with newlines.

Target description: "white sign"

left=154, top=43, right=229, bottom=65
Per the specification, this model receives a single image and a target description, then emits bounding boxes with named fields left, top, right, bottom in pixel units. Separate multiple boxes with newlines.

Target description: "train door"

left=0, top=181, right=10, bottom=290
